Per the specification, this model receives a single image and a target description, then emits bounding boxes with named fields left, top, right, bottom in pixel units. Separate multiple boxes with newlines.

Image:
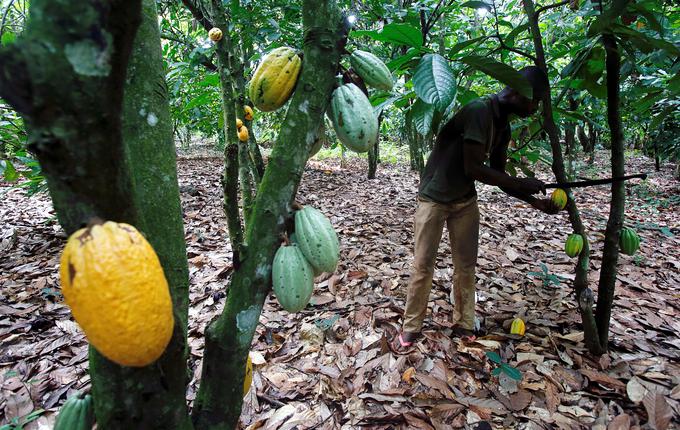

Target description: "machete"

left=545, top=173, right=648, bottom=189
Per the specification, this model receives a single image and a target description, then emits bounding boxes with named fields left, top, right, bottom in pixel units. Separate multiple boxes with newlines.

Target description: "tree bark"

left=191, top=2, right=349, bottom=428
left=594, top=33, right=625, bottom=353
left=523, top=0, right=599, bottom=353
left=208, top=0, right=245, bottom=265
left=0, top=0, right=194, bottom=427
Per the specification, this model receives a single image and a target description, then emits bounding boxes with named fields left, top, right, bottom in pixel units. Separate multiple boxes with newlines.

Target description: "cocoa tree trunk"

left=0, top=0, right=193, bottom=427
left=190, top=2, right=349, bottom=428
left=523, top=0, right=599, bottom=353
left=594, top=33, right=626, bottom=353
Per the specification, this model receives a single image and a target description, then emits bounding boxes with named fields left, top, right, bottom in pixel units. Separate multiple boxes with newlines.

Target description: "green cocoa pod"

left=329, top=83, right=378, bottom=153
left=564, top=233, right=584, bottom=258
left=294, top=206, right=340, bottom=275
left=54, top=392, right=94, bottom=430
left=619, top=226, right=640, bottom=255
left=349, top=49, right=394, bottom=91
left=272, top=244, right=315, bottom=312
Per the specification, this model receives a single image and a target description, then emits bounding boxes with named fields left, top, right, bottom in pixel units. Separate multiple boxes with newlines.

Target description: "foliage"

left=528, top=262, right=565, bottom=288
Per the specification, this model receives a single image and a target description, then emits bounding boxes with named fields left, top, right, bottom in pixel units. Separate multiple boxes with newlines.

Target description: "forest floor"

left=1, top=150, right=679, bottom=429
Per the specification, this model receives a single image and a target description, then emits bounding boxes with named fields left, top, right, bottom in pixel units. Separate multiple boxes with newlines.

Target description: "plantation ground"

left=1, top=151, right=679, bottom=429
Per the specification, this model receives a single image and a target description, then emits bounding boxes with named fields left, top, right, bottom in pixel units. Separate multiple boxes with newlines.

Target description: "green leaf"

left=183, top=93, right=214, bottom=111
left=501, top=363, right=523, bottom=381
left=197, top=74, right=220, bottom=87
left=649, top=106, right=673, bottom=132
left=491, top=367, right=503, bottom=377
left=460, top=55, right=532, bottom=98
left=613, top=25, right=680, bottom=57
left=411, top=99, right=435, bottom=136
left=1, top=160, right=19, bottom=182
left=352, top=23, right=423, bottom=48
left=505, top=23, right=529, bottom=47
left=387, top=47, right=420, bottom=72
left=460, top=1, right=491, bottom=11
left=587, top=0, right=633, bottom=36
left=1, top=32, right=16, bottom=46
left=630, top=4, right=664, bottom=33
left=485, top=351, right=502, bottom=364
left=448, top=36, right=489, bottom=57
left=413, top=54, right=456, bottom=110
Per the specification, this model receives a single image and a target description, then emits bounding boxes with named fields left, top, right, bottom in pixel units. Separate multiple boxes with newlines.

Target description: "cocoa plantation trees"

left=1, top=0, right=349, bottom=428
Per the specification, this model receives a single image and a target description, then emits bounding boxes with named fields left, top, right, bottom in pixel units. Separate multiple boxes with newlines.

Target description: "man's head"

left=499, top=66, right=550, bottom=118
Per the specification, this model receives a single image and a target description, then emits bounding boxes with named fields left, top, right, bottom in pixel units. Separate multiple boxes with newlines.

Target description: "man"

left=396, top=66, right=558, bottom=349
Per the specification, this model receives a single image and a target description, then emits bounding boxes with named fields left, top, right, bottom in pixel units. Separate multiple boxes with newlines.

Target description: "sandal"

left=391, top=331, right=418, bottom=353
left=451, top=326, right=477, bottom=342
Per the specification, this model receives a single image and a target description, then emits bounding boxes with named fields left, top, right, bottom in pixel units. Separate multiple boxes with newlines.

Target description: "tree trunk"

left=368, top=114, right=381, bottom=179
left=0, top=0, right=193, bottom=427
left=523, top=0, right=599, bottom=353
left=191, top=2, right=349, bottom=428
left=594, top=33, right=626, bottom=353
left=209, top=0, right=245, bottom=264
left=564, top=96, right=578, bottom=179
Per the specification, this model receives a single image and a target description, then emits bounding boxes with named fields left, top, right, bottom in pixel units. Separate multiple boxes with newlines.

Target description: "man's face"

left=514, top=94, right=541, bottom=118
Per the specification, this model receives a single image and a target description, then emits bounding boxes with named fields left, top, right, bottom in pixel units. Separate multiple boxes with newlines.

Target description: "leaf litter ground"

left=1, top=151, right=679, bottom=429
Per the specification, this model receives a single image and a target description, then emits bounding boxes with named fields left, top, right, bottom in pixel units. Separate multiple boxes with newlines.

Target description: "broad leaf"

left=448, top=36, right=489, bottom=57
left=411, top=99, right=435, bottom=136
left=460, top=55, right=532, bottom=98
left=352, top=23, right=423, bottom=48
left=587, top=0, right=633, bottom=36
left=413, top=54, right=456, bottom=110
left=485, top=351, right=502, bottom=364
left=387, top=47, right=420, bottom=72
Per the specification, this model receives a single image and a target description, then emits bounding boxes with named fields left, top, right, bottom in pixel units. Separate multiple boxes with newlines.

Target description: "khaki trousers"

left=403, top=195, right=479, bottom=332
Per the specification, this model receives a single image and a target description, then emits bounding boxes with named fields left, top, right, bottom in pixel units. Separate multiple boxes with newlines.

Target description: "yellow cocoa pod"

left=510, top=318, right=526, bottom=336
left=551, top=188, right=568, bottom=210
left=59, top=221, right=174, bottom=367
left=238, top=126, right=249, bottom=142
left=208, top=27, right=222, bottom=42
left=249, top=47, right=301, bottom=112
left=244, top=106, right=254, bottom=121
left=243, top=354, right=253, bottom=396
left=236, top=118, right=243, bottom=130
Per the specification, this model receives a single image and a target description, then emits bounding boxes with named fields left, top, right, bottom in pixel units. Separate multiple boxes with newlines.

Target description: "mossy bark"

left=191, top=2, right=349, bottom=428
left=523, top=0, right=600, bottom=353
left=594, top=34, right=625, bottom=353
left=0, top=0, right=194, bottom=427
left=88, top=1, right=193, bottom=428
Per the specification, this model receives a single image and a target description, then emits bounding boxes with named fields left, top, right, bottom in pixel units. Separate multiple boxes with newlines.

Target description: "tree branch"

left=181, top=0, right=213, bottom=30
left=534, top=0, right=570, bottom=17
left=491, top=0, right=537, bottom=62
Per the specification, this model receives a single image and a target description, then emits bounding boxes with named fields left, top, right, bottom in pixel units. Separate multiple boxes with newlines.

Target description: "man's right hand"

left=516, top=177, right=546, bottom=195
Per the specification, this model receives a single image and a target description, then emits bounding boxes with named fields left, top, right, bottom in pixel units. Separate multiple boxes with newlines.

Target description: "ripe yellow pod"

left=243, top=354, right=253, bottom=396
left=510, top=318, right=526, bottom=336
left=244, top=106, right=254, bottom=121
left=208, top=28, right=223, bottom=42
left=59, top=221, right=174, bottom=367
left=236, top=118, right=243, bottom=130
left=249, top=47, right=301, bottom=112
left=551, top=188, right=568, bottom=210
left=238, top=126, right=249, bottom=142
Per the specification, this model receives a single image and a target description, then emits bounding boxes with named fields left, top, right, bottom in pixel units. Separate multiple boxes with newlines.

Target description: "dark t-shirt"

left=418, top=95, right=510, bottom=203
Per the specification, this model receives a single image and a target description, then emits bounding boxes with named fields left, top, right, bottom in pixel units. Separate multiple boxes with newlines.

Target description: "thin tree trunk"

left=209, top=0, right=245, bottom=265
left=368, top=114, right=382, bottom=179
left=523, top=0, right=599, bottom=353
left=0, top=0, right=193, bottom=427
left=594, top=33, right=626, bottom=353
left=191, top=2, right=349, bottom=428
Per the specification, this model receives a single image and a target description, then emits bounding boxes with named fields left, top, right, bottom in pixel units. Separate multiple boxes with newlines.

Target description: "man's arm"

left=488, top=141, right=539, bottom=205
left=463, top=140, right=545, bottom=196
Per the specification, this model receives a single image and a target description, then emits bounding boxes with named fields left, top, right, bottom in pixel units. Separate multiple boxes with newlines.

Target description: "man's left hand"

left=532, top=198, right=560, bottom=214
